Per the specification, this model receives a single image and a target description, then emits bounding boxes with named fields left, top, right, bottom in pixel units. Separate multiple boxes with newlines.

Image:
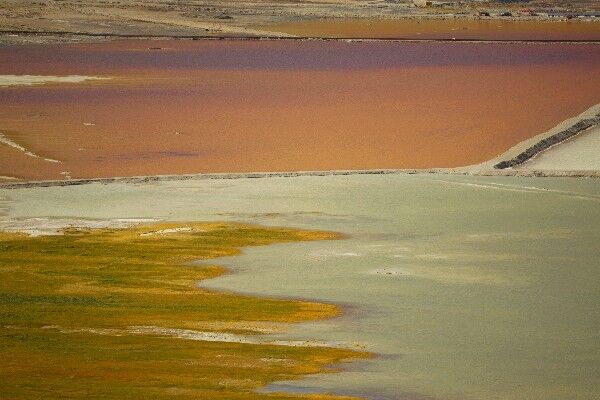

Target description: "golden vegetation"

left=0, top=222, right=366, bottom=399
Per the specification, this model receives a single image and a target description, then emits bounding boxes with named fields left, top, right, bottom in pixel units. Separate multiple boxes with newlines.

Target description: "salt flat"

left=2, top=173, right=599, bottom=400
left=516, top=125, right=600, bottom=171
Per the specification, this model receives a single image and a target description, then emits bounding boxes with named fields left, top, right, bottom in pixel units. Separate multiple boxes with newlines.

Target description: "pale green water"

left=1, top=174, right=599, bottom=399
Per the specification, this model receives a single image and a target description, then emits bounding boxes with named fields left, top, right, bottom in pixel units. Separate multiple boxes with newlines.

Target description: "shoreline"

left=1, top=167, right=599, bottom=190
left=474, top=102, right=600, bottom=171
left=2, top=30, right=600, bottom=44
left=494, top=113, right=600, bottom=169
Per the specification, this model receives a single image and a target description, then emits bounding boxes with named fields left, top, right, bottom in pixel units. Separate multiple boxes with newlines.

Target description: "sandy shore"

left=1, top=1, right=600, bottom=45
left=474, top=103, right=600, bottom=171
left=517, top=125, right=600, bottom=170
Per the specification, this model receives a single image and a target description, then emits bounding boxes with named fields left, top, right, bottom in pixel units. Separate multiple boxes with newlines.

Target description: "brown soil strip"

left=259, top=19, right=600, bottom=41
left=2, top=30, right=600, bottom=43
left=2, top=167, right=599, bottom=191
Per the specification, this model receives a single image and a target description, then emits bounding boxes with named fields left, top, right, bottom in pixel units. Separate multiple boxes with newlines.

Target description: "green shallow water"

left=1, top=174, right=599, bottom=400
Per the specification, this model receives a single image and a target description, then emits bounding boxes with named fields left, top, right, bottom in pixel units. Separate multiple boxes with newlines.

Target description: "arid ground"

left=259, top=19, right=600, bottom=40
left=2, top=0, right=599, bottom=44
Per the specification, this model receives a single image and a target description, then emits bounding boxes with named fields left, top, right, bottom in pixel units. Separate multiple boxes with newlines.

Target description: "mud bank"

left=477, top=102, right=600, bottom=172
left=494, top=113, right=600, bottom=169
left=1, top=167, right=599, bottom=190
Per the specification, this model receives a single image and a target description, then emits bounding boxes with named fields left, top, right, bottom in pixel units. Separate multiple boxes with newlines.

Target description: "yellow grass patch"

left=0, top=222, right=367, bottom=399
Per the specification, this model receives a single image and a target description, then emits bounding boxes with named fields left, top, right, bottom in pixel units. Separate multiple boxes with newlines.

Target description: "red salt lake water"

left=1, top=40, right=599, bottom=180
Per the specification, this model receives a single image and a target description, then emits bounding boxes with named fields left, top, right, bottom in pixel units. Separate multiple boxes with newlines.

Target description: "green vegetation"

left=0, top=223, right=365, bottom=399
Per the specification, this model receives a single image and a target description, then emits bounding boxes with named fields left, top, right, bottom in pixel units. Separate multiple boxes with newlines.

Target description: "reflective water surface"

left=2, top=41, right=600, bottom=180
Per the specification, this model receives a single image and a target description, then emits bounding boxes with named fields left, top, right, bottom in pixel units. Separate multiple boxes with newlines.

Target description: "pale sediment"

left=1, top=167, right=598, bottom=191
left=493, top=113, right=600, bottom=169
left=0, top=217, right=160, bottom=236
left=519, top=125, right=600, bottom=170
left=0, top=131, right=61, bottom=163
left=36, top=324, right=357, bottom=348
left=472, top=102, right=600, bottom=172
left=0, top=74, right=109, bottom=87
